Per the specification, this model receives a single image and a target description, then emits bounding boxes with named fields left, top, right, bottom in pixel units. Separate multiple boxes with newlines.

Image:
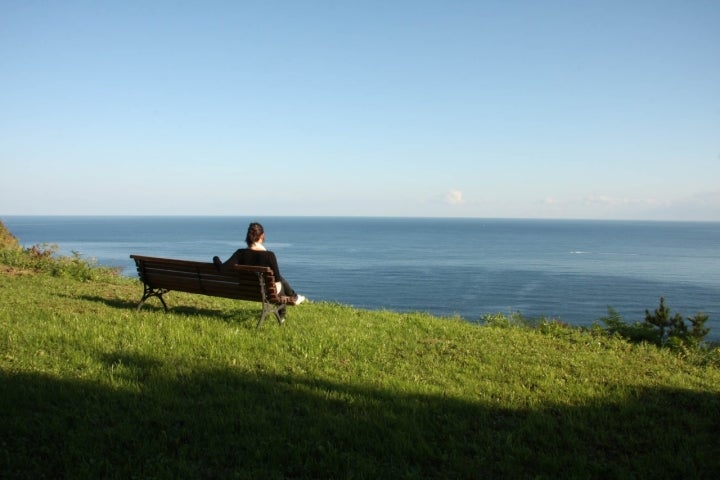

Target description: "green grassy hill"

left=2, top=271, right=719, bottom=479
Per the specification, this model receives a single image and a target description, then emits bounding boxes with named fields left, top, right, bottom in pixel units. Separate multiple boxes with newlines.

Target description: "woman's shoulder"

left=238, top=248, right=275, bottom=258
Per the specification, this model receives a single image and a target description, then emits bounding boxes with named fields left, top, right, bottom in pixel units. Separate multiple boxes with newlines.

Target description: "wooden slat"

left=130, top=254, right=281, bottom=306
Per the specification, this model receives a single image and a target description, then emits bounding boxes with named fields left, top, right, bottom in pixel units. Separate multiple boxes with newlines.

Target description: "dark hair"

left=245, top=222, right=264, bottom=247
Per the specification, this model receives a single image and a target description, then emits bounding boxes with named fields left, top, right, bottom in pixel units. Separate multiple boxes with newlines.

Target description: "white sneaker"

left=293, top=295, right=306, bottom=306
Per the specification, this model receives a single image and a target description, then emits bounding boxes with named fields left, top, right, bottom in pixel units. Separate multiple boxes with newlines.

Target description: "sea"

left=3, top=216, right=719, bottom=339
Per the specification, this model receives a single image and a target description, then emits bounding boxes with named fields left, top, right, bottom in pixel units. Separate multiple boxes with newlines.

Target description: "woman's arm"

left=266, top=251, right=283, bottom=279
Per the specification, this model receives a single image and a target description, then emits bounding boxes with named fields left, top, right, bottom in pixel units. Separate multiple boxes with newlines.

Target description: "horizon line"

left=2, top=213, right=719, bottom=224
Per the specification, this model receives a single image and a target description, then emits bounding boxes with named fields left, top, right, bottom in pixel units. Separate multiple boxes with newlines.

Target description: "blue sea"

left=4, top=216, right=720, bottom=339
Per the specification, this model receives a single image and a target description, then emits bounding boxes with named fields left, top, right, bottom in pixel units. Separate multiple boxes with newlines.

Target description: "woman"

left=215, top=222, right=306, bottom=306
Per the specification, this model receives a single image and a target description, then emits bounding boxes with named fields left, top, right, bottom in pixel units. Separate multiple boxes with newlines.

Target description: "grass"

left=1, top=263, right=720, bottom=478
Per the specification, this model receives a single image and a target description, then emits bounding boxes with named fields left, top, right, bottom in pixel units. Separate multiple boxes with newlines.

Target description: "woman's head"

left=245, top=222, right=265, bottom=247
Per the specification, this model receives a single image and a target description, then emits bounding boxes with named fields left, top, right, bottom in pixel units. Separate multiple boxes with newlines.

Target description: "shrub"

left=599, top=297, right=711, bottom=350
left=0, top=221, right=21, bottom=250
left=479, top=311, right=530, bottom=328
left=599, top=307, right=658, bottom=344
left=0, top=242, right=121, bottom=281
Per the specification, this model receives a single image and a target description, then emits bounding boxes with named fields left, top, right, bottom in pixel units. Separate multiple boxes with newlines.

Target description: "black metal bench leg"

left=136, top=285, right=169, bottom=312
left=258, top=302, right=284, bottom=329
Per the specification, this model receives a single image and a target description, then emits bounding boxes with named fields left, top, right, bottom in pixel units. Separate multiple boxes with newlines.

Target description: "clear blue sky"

left=2, top=0, right=719, bottom=220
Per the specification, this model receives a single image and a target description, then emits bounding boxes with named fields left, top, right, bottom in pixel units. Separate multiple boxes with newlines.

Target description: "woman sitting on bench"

left=214, top=222, right=306, bottom=307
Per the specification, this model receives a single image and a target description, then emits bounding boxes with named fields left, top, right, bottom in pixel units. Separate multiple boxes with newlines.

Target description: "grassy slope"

left=1, top=271, right=719, bottom=479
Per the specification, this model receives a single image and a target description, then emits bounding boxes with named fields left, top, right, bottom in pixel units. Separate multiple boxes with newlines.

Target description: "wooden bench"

left=130, top=254, right=293, bottom=328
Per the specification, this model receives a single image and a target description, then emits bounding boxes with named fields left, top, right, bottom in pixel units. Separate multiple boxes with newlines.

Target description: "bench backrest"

left=130, top=255, right=281, bottom=304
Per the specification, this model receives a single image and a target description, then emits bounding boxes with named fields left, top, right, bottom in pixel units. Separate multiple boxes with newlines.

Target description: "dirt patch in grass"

left=0, top=265, right=34, bottom=276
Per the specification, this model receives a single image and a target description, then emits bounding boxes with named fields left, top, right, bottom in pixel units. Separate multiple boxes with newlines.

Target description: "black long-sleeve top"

left=223, top=248, right=285, bottom=282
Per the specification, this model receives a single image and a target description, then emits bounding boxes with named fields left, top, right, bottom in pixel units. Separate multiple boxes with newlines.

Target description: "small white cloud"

left=445, top=189, right=465, bottom=205
left=582, top=195, right=626, bottom=207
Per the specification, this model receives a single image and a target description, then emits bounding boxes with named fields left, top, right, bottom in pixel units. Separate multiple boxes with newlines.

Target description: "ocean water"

left=4, top=216, right=720, bottom=339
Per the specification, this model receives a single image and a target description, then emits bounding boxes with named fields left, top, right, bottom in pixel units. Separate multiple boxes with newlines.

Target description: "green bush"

left=0, top=220, right=21, bottom=250
left=479, top=311, right=529, bottom=328
left=480, top=311, right=577, bottom=338
left=599, top=297, right=711, bottom=351
left=0, top=242, right=120, bottom=281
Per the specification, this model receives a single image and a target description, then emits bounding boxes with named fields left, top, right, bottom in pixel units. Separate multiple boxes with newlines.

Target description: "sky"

left=1, top=0, right=719, bottom=220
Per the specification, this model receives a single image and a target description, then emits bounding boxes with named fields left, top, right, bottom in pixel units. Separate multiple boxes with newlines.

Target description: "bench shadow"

left=2, top=357, right=719, bottom=479
left=73, top=294, right=139, bottom=311
left=74, top=294, right=263, bottom=325
left=170, top=305, right=261, bottom=324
